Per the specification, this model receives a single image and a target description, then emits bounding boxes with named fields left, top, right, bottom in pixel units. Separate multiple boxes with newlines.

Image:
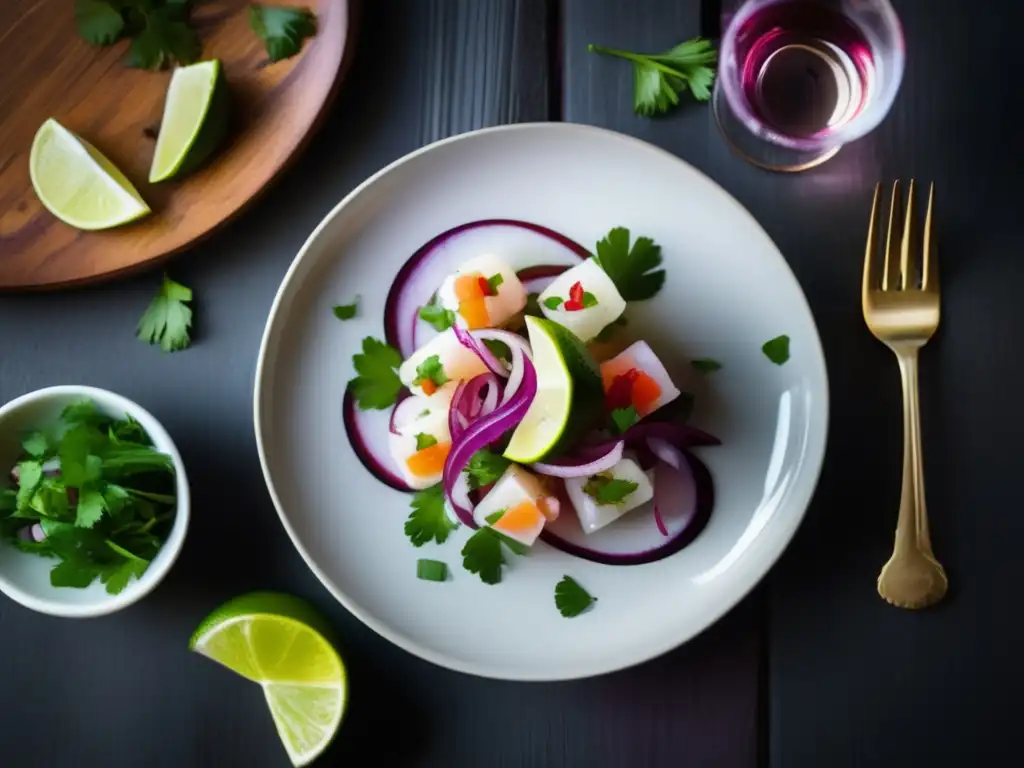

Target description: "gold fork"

left=862, top=180, right=948, bottom=609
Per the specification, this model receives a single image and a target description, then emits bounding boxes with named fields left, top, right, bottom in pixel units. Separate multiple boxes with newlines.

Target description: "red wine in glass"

left=715, top=0, right=903, bottom=171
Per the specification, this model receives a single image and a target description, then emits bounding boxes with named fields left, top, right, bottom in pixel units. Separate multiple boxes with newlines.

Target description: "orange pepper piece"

left=406, top=442, right=450, bottom=477
left=454, top=273, right=485, bottom=301
left=419, top=379, right=438, bottom=396
left=493, top=500, right=542, bottom=533
left=458, top=296, right=490, bottom=329
left=631, top=371, right=662, bottom=415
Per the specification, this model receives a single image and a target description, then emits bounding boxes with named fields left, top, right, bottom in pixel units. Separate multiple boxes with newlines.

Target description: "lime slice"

left=149, top=59, right=229, bottom=183
left=504, top=316, right=605, bottom=463
left=189, top=592, right=347, bottom=767
left=29, top=118, right=150, bottom=230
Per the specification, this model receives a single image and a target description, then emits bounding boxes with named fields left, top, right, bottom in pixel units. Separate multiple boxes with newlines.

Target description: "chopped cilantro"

left=543, top=296, right=563, bottom=310
left=486, top=273, right=505, bottom=293
left=762, top=335, right=791, bottom=365
left=333, top=297, right=359, bottom=321
left=137, top=275, right=193, bottom=352
left=483, top=338, right=511, bottom=361
left=404, top=485, right=457, bottom=547
left=413, top=355, right=449, bottom=389
left=555, top=575, right=597, bottom=617
left=611, top=405, right=638, bottom=434
left=583, top=474, right=639, bottom=505
left=593, top=228, right=665, bottom=301
left=691, top=358, right=722, bottom=373
left=415, top=433, right=438, bottom=451
left=350, top=337, right=403, bottom=410
left=582, top=291, right=599, bottom=308
left=419, top=301, right=456, bottom=332
left=484, top=509, right=506, bottom=525
left=465, top=449, right=510, bottom=490
left=249, top=4, right=318, bottom=62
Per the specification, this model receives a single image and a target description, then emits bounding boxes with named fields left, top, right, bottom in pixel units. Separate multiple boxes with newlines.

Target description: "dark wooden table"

left=1, top=1, right=1019, bottom=765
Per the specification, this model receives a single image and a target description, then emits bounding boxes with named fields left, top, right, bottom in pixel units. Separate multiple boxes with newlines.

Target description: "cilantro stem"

left=105, top=539, right=149, bottom=564
left=125, top=488, right=176, bottom=504
left=587, top=44, right=684, bottom=78
left=139, top=512, right=173, bottom=534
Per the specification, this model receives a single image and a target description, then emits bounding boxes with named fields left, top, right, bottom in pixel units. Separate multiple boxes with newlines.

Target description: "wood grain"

left=0, top=0, right=350, bottom=289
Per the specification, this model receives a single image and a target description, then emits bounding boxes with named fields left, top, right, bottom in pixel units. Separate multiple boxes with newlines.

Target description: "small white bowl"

left=0, top=386, right=189, bottom=617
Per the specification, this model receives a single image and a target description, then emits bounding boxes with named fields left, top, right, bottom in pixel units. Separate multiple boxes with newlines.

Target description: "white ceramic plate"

left=255, top=123, right=828, bottom=681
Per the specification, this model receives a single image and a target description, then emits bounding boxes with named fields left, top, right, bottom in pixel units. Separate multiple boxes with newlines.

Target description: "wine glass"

left=713, top=0, right=904, bottom=172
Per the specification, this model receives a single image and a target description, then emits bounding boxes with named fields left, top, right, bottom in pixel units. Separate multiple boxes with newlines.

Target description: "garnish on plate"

left=419, top=300, right=457, bottom=331
left=583, top=474, right=639, bottom=505
left=587, top=38, right=717, bottom=115
left=465, top=448, right=511, bottom=490
left=610, top=405, right=639, bottom=434
left=137, top=275, right=194, bottom=353
left=0, top=399, right=177, bottom=595
left=555, top=575, right=596, bottom=617
left=691, top=358, right=722, bottom=373
left=350, top=337, right=404, bottom=410
left=762, top=334, right=791, bottom=365
left=333, top=297, right=359, bottom=321
left=461, top=525, right=528, bottom=585
left=413, top=354, right=449, bottom=394
left=593, top=227, right=666, bottom=301
left=416, top=559, right=448, bottom=582
left=404, top=484, right=457, bottom=547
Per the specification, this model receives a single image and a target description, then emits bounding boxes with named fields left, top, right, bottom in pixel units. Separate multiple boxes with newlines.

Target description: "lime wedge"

left=504, top=316, right=605, bottom=463
left=29, top=119, right=150, bottom=230
left=149, top=59, right=229, bottom=183
left=189, top=592, right=347, bottom=767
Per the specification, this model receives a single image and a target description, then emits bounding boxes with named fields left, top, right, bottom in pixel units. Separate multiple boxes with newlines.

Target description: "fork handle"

left=895, top=349, right=932, bottom=555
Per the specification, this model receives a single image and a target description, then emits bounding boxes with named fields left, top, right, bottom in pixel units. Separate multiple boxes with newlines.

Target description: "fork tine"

left=900, top=179, right=919, bottom=290
left=862, top=182, right=882, bottom=302
left=883, top=180, right=902, bottom=291
left=922, top=183, right=936, bottom=292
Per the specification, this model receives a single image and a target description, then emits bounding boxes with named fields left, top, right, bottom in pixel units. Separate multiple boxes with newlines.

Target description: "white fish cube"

left=399, top=328, right=489, bottom=396
left=565, top=457, right=655, bottom=534
left=388, top=431, right=449, bottom=490
left=600, top=340, right=681, bottom=416
left=472, top=465, right=547, bottom=547
left=437, top=254, right=528, bottom=329
left=538, top=258, right=627, bottom=342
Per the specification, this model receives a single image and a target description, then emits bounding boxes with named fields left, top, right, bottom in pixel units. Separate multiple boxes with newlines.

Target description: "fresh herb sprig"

left=0, top=400, right=177, bottom=595
left=588, top=38, right=717, bottom=116
left=555, top=576, right=596, bottom=617
left=594, top=227, right=665, bottom=301
left=137, top=275, right=193, bottom=353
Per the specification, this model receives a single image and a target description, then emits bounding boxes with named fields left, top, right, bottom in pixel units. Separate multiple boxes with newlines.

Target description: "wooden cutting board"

left=0, top=0, right=350, bottom=289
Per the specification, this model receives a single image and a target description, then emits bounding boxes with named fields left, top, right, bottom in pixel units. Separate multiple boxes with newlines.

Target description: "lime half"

left=149, top=59, right=229, bottom=183
left=29, top=119, right=150, bottom=230
left=189, top=592, right=347, bottom=767
left=504, top=316, right=605, bottom=463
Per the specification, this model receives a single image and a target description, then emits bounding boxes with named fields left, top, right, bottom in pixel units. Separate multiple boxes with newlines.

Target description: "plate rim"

left=253, top=121, right=830, bottom=680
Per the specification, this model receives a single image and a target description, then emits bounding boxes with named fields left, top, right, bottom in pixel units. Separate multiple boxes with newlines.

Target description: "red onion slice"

left=532, top=440, right=625, bottom=478
left=343, top=388, right=413, bottom=492
left=442, top=355, right=538, bottom=527
left=454, top=326, right=507, bottom=376
left=389, top=392, right=421, bottom=435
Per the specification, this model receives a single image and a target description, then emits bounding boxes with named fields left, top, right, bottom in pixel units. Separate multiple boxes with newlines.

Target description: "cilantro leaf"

left=15, top=461, right=43, bottom=512
left=101, top=559, right=149, bottom=595
left=60, top=398, right=107, bottom=428
left=137, top=275, right=194, bottom=352
left=484, top=510, right=505, bottom=525
left=465, top=449, right=510, bottom=490
left=588, top=38, right=717, bottom=115
left=555, top=575, right=597, bottom=617
left=461, top=527, right=505, bottom=585
left=50, top=558, right=101, bottom=589
left=404, top=485, right=457, bottom=547
left=493, top=530, right=529, bottom=556
left=333, top=297, right=359, bottom=321
left=691, top=358, right=722, bottom=373
left=593, top=228, right=665, bottom=301
left=413, top=355, right=449, bottom=388
left=415, top=433, right=438, bottom=451
left=419, top=301, right=456, bottom=332
left=762, top=335, right=791, bottom=365
left=350, top=337, right=403, bottom=410
left=21, top=431, right=51, bottom=458
left=126, top=7, right=200, bottom=70
left=543, top=296, right=563, bottom=310
left=583, top=475, right=639, bottom=505
left=486, top=273, right=504, bottom=293
left=582, top=291, right=599, bottom=308
left=75, top=0, right=125, bottom=46
left=74, top=489, right=106, bottom=529
left=611, top=405, right=638, bottom=434
left=249, top=4, right=318, bottom=63
left=416, top=559, right=448, bottom=582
